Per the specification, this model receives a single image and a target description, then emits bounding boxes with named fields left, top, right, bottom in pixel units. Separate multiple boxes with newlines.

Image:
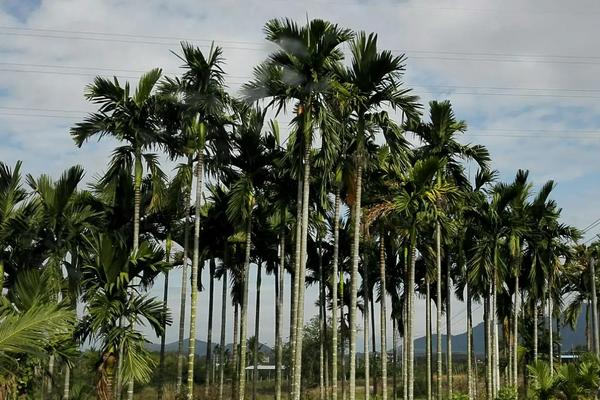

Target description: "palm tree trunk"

left=407, top=235, right=416, bottom=400
left=392, top=318, right=397, bottom=400
left=435, top=221, right=442, bottom=400
left=466, top=283, right=472, bottom=400
left=320, top=282, right=325, bottom=400
left=177, top=156, right=193, bottom=395
left=186, top=152, right=204, bottom=400
left=549, top=288, right=554, bottom=374
left=319, top=239, right=325, bottom=400
left=349, top=162, right=363, bottom=400
left=124, top=151, right=143, bottom=400
left=218, top=269, right=227, bottom=400
left=252, top=263, right=262, bottom=400
left=446, top=259, right=452, bottom=400
left=63, top=364, right=71, bottom=400
left=590, top=257, right=599, bottom=355
left=370, top=296, right=377, bottom=398
left=364, top=257, right=370, bottom=400
left=159, top=236, right=172, bottom=400
left=331, top=187, right=341, bottom=400
left=342, top=322, right=347, bottom=400
left=275, top=235, right=285, bottom=400
left=403, top=246, right=408, bottom=400
left=493, top=269, right=499, bottom=398
left=238, top=217, right=253, bottom=400
left=513, top=273, right=519, bottom=388
left=290, top=173, right=303, bottom=397
left=292, top=143, right=312, bottom=400
left=426, top=278, right=432, bottom=400
left=485, top=297, right=491, bottom=400
left=46, top=353, right=55, bottom=399
left=587, top=302, right=592, bottom=352
left=206, top=259, right=216, bottom=398
left=379, top=235, right=388, bottom=400
left=232, top=303, right=239, bottom=400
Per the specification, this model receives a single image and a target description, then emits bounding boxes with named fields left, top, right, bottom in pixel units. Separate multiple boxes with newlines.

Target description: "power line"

left=5, top=27, right=600, bottom=66
left=4, top=25, right=600, bottom=61
left=6, top=61, right=600, bottom=96
left=582, top=217, right=600, bottom=233
left=6, top=67, right=600, bottom=100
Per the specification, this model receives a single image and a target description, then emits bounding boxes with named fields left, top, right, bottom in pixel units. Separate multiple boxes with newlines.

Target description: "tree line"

left=1, top=17, right=600, bottom=400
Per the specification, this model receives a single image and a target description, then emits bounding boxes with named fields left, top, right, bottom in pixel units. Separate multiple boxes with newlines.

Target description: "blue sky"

left=1, top=0, right=600, bottom=348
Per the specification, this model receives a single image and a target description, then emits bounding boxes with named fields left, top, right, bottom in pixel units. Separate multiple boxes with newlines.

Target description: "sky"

left=1, top=0, right=600, bottom=350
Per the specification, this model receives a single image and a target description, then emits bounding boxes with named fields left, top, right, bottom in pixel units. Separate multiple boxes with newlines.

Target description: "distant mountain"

left=147, top=340, right=273, bottom=357
left=149, top=306, right=589, bottom=356
left=414, top=304, right=589, bottom=354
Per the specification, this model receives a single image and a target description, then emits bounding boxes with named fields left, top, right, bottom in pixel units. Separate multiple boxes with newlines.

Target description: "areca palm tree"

left=0, top=161, right=37, bottom=297
left=371, top=156, right=452, bottom=400
left=404, top=100, right=489, bottom=400
left=71, top=67, right=166, bottom=400
left=224, top=105, right=279, bottom=400
left=27, top=165, right=99, bottom=399
left=161, top=41, right=231, bottom=399
left=243, top=19, right=353, bottom=400
left=340, top=33, right=419, bottom=400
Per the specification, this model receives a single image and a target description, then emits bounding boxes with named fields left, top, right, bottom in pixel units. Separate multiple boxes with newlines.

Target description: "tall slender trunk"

left=292, top=143, right=312, bottom=400
left=238, top=217, right=253, bottom=400
left=379, top=235, right=388, bottom=400
left=320, top=278, right=325, bottom=400
left=466, top=284, right=473, bottom=400
left=587, top=303, right=592, bottom=352
left=290, top=172, right=303, bottom=398
left=364, top=256, right=370, bottom=400
left=426, top=278, right=432, bottom=400
left=218, top=269, right=227, bottom=400
left=232, top=303, right=239, bottom=400
left=177, top=156, right=193, bottom=395
left=341, top=274, right=346, bottom=400
left=252, top=263, right=262, bottom=400
left=591, top=257, right=599, bottom=355
left=124, top=151, right=143, bottom=400
left=485, top=297, right=491, bottom=400
left=513, top=273, right=519, bottom=388
left=435, top=221, right=442, bottom=400
left=206, top=259, right=216, bottom=397
left=407, top=235, right=416, bottom=400
left=331, top=188, right=341, bottom=400
left=392, top=318, right=397, bottom=400
left=159, top=236, right=172, bottom=400
left=319, top=239, right=325, bottom=400
left=403, top=246, right=408, bottom=400
left=275, top=235, right=285, bottom=400
left=492, top=252, right=499, bottom=398
left=370, top=295, right=377, bottom=398
left=556, top=318, right=561, bottom=366
left=186, top=152, right=204, bottom=400
left=46, top=354, right=55, bottom=399
left=349, top=162, right=363, bottom=400
left=549, top=286, right=554, bottom=374
left=63, top=365, right=70, bottom=400
left=446, top=258, right=452, bottom=400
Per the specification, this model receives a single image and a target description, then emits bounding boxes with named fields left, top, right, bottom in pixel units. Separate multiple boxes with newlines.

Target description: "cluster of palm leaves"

left=2, top=16, right=600, bottom=400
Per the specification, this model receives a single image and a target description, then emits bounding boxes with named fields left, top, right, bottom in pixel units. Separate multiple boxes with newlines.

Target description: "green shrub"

left=451, top=393, right=469, bottom=400
left=496, top=385, right=517, bottom=400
